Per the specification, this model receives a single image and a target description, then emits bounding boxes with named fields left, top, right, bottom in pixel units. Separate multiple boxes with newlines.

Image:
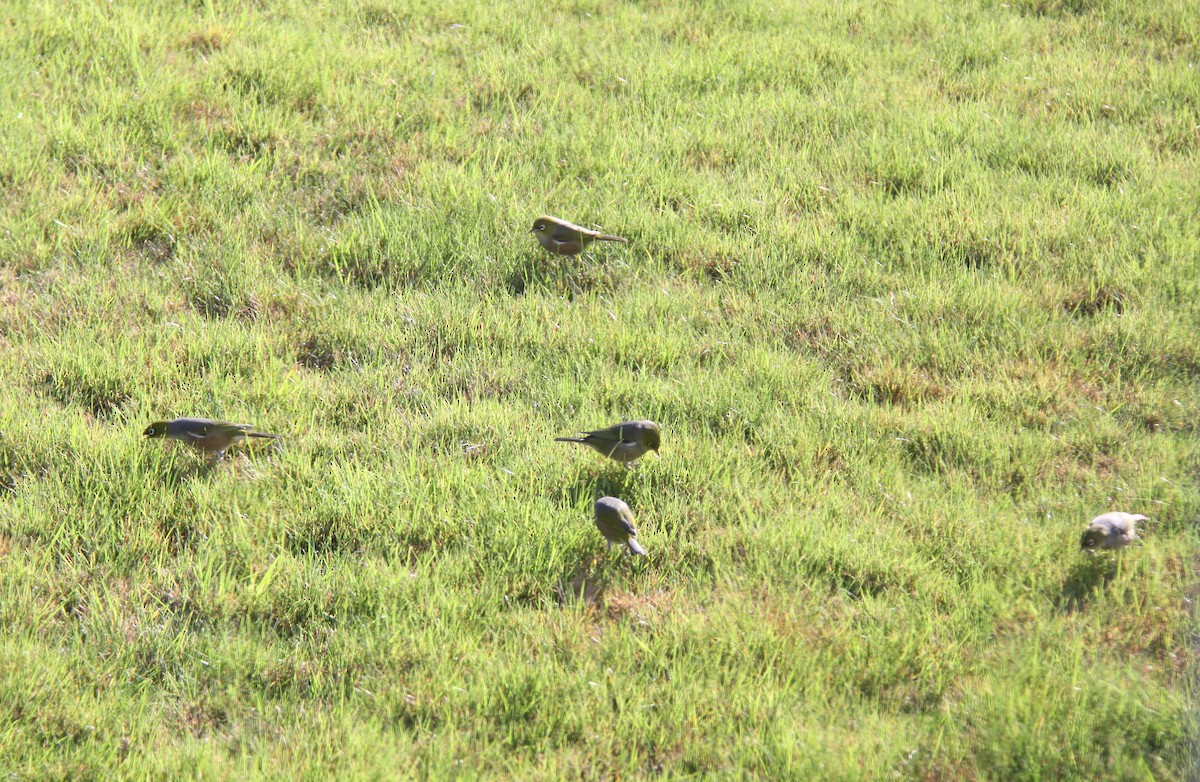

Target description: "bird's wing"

left=558, top=240, right=585, bottom=255
left=171, top=419, right=215, bottom=438
left=1095, top=517, right=1124, bottom=534
left=585, top=424, right=635, bottom=444
left=185, top=421, right=250, bottom=438
left=598, top=503, right=639, bottom=535
left=549, top=222, right=584, bottom=242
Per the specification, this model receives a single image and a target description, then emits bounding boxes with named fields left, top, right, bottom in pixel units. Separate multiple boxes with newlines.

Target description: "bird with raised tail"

left=594, top=497, right=647, bottom=556
left=1080, top=512, right=1146, bottom=552
left=556, top=420, right=660, bottom=465
left=530, top=215, right=628, bottom=257
left=143, top=417, right=280, bottom=462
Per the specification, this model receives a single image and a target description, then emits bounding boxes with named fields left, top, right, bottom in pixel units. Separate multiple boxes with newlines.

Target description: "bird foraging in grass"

left=1080, top=512, right=1146, bottom=552
left=556, top=420, right=660, bottom=465
left=530, top=215, right=628, bottom=257
left=143, top=417, right=280, bottom=462
left=594, top=496, right=646, bottom=556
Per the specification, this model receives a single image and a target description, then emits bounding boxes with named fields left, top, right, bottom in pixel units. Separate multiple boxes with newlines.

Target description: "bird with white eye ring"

left=143, top=417, right=280, bottom=463
left=530, top=215, right=628, bottom=257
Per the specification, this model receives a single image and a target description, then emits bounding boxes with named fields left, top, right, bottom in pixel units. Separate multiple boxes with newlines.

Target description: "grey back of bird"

left=1080, top=511, right=1145, bottom=551
left=593, top=496, right=647, bottom=556
left=556, top=420, right=661, bottom=464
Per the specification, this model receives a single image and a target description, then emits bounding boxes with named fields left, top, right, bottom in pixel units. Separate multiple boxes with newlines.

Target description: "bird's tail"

left=555, top=436, right=586, bottom=443
left=627, top=538, right=647, bottom=556
left=595, top=234, right=628, bottom=243
left=247, top=432, right=281, bottom=440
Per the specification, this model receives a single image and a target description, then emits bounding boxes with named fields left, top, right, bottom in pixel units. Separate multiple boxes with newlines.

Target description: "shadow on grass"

left=553, top=549, right=649, bottom=609
left=548, top=456, right=671, bottom=511
left=549, top=466, right=641, bottom=509
left=505, top=252, right=623, bottom=299
left=152, top=449, right=277, bottom=491
left=1058, top=553, right=1120, bottom=612
left=554, top=557, right=608, bottom=609
left=552, top=519, right=651, bottom=611
left=153, top=458, right=214, bottom=489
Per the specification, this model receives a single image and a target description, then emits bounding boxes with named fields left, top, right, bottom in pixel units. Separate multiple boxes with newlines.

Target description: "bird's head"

left=530, top=216, right=555, bottom=238
left=641, top=422, right=661, bottom=453
left=143, top=421, right=169, bottom=439
left=1079, top=528, right=1102, bottom=552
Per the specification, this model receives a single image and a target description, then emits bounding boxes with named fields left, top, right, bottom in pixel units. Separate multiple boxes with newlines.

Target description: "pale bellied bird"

left=530, top=215, right=628, bottom=257
left=1080, top=512, right=1146, bottom=552
left=556, top=420, right=660, bottom=464
left=143, top=417, right=280, bottom=461
left=594, top=496, right=647, bottom=556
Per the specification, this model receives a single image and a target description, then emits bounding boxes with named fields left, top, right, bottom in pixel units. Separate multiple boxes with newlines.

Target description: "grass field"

left=1, top=0, right=1198, bottom=778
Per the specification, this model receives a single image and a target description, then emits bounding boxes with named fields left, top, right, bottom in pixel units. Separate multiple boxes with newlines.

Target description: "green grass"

left=1, top=0, right=1198, bottom=777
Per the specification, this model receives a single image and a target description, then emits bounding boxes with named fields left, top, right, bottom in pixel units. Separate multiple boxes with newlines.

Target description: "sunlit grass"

left=0, top=0, right=1197, bottom=778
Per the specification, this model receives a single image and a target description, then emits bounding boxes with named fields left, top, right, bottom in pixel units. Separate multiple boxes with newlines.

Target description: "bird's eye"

left=535, top=223, right=544, bottom=231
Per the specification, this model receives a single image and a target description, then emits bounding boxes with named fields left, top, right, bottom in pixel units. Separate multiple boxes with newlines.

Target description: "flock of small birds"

left=142, top=215, right=1148, bottom=560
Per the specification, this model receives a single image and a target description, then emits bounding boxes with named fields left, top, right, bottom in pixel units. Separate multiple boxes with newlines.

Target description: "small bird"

left=1080, top=512, right=1147, bottom=552
left=594, top=496, right=647, bottom=556
left=556, top=420, right=660, bottom=464
left=143, top=417, right=280, bottom=462
left=530, top=215, right=628, bottom=256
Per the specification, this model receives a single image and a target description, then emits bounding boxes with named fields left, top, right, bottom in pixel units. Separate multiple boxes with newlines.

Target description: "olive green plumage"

left=556, top=420, right=661, bottom=465
left=530, top=215, right=628, bottom=256
left=143, top=417, right=280, bottom=461
left=593, top=496, right=647, bottom=556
